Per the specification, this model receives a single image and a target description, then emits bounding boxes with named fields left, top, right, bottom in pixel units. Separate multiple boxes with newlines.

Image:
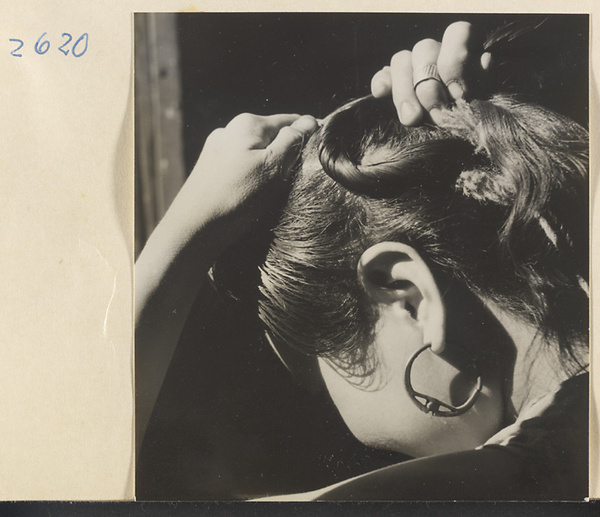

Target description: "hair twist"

left=317, top=96, right=480, bottom=198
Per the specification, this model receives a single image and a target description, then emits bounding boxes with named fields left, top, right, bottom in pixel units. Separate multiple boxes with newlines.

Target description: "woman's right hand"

left=172, top=112, right=318, bottom=253
left=371, top=21, right=492, bottom=126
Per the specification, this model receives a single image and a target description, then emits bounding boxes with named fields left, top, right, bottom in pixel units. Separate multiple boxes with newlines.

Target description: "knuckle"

left=414, top=82, right=446, bottom=110
left=205, top=127, right=225, bottom=142
left=440, top=72, right=462, bottom=90
left=412, top=38, right=440, bottom=56
left=279, top=125, right=304, bottom=144
left=390, top=50, right=412, bottom=67
left=371, top=67, right=386, bottom=80
left=279, top=125, right=298, bottom=136
left=438, top=49, right=468, bottom=78
left=230, top=112, right=259, bottom=130
left=436, top=63, right=453, bottom=82
left=414, top=79, right=441, bottom=99
left=235, top=112, right=254, bottom=122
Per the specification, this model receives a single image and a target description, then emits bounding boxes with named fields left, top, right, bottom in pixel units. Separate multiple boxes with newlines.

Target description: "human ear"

left=357, top=242, right=446, bottom=354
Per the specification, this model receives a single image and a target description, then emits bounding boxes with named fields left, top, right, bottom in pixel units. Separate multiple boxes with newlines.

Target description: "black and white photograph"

left=134, top=13, right=590, bottom=501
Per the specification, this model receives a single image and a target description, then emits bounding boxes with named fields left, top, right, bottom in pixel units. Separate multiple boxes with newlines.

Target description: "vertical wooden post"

left=135, top=13, right=185, bottom=258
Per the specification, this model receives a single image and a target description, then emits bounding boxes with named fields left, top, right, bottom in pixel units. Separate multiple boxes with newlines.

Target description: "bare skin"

left=135, top=113, right=318, bottom=452
left=371, top=21, right=491, bottom=125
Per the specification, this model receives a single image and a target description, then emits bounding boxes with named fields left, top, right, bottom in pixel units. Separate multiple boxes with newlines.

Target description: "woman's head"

left=260, top=95, right=587, bottom=365
left=256, top=94, right=588, bottom=454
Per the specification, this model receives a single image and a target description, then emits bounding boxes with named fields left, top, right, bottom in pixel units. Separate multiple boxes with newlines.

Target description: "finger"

left=256, top=113, right=312, bottom=146
left=226, top=113, right=302, bottom=148
left=266, top=115, right=318, bottom=180
left=227, top=112, right=301, bottom=131
left=412, top=39, right=449, bottom=124
left=371, top=66, right=392, bottom=98
left=390, top=50, right=424, bottom=126
left=437, top=21, right=487, bottom=101
left=480, top=51, right=492, bottom=71
left=261, top=113, right=305, bottom=129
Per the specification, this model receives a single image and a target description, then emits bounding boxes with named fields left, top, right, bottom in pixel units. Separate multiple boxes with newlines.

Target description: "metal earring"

left=404, top=344, right=482, bottom=417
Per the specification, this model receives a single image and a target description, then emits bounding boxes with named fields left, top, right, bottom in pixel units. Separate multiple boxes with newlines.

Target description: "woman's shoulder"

left=484, top=372, right=588, bottom=447
left=479, top=372, right=588, bottom=498
left=258, top=373, right=588, bottom=502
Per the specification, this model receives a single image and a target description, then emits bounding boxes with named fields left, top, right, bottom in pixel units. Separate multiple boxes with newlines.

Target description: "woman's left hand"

left=371, top=21, right=491, bottom=126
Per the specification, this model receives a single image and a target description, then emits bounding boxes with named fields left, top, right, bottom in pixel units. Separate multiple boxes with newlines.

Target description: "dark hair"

left=258, top=94, right=588, bottom=376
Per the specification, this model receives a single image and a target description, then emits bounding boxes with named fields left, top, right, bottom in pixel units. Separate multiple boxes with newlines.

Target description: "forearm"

left=135, top=193, right=227, bottom=451
left=134, top=112, right=317, bottom=455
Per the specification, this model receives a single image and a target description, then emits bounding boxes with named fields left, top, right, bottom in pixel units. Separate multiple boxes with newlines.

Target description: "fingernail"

left=400, top=102, right=419, bottom=125
left=447, top=81, right=464, bottom=100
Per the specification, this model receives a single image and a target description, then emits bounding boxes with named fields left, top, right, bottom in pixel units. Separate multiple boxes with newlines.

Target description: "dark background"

left=135, top=13, right=589, bottom=501
left=176, top=13, right=588, bottom=177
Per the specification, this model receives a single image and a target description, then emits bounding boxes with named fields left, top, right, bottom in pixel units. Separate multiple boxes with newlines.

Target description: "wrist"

left=135, top=203, right=228, bottom=319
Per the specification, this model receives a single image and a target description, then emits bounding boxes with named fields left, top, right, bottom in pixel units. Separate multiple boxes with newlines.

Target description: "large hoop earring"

left=404, top=344, right=482, bottom=418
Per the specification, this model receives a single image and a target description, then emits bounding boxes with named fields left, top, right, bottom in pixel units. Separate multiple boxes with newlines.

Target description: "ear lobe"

left=357, top=242, right=446, bottom=354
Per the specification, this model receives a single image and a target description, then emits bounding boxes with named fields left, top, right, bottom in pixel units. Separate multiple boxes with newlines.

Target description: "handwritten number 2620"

left=10, top=33, right=88, bottom=58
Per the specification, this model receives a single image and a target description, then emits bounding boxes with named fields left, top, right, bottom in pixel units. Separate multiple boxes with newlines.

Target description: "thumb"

left=267, top=115, right=319, bottom=180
